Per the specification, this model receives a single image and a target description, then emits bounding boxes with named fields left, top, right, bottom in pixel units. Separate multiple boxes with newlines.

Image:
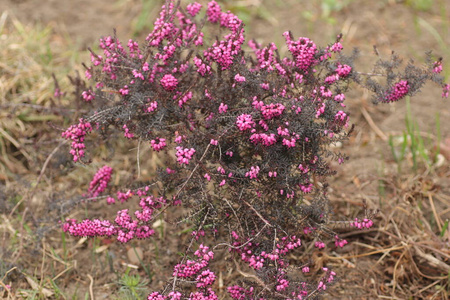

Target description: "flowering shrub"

left=60, top=1, right=447, bottom=298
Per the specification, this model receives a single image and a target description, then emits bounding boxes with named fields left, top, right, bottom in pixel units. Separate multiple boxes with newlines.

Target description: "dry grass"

left=0, top=12, right=85, bottom=182
left=326, top=169, right=450, bottom=299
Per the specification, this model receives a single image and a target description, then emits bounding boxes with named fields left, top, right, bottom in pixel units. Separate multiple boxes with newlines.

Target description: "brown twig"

left=360, top=106, right=388, bottom=142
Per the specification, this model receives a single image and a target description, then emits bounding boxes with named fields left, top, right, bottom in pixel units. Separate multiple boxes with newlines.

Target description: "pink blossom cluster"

left=206, top=1, right=221, bottom=23
left=259, top=103, right=285, bottom=120
left=194, top=56, right=212, bottom=76
left=236, top=114, right=255, bottom=131
left=119, top=85, right=129, bottom=96
left=132, top=68, right=145, bottom=80
left=231, top=235, right=302, bottom=271
left=81, top=90, right=95, bottom=102
left=249, top=132, right=277, bottom=146
left=116, top=189, right=134, bottom=203
left=160, top=74, right=178, bottom=91
left=336, top=63, right=352, bottom=77
left=178, top=91, right=193, bottom=107
left=186, top=2, right=202, bottom=17
left=61, top=118, right=92, bottom=162
left=122, top=124, right=134, bottom=139
left=226, top=233, right=339, bottom=298
left=149, top=245, right=218, bottom=300
left=325, top=74, right=339, bottom=84
left=282, top=137, right=297, bottom=148
left=334, top=235, right=348, bottom=248
left=320, top=86, right=332, bottom=98
left=334, top=110, right=349, bottom=127
left=245, top=166, right=260, bottom=179
left=315, top=267, right=337, bottom=292
left=350, top=217, right=374, bottom=229
left=254, top=42, right=277, bottom=71
left=146, top=100, right=158, bottom=112
left=145, top=1, right=177, bottom=47
left=150, top=138, right=167, bottom=152
left=203, top=1, right=245, bottom=70
left=127, top=39, right=141, bottom=58
left=384, top=80, right=410, bottom=103
left=63, top=218, right=117, bottom=238
left=175, top=146, right=196, bottom=165
left=330, top=41, right=343, bottom=53
left=54, top=88, right=63, bottom=98
left=315, top=241, right=326, bottom=249
left=87, top=165, right=113, bottom=197
left=227, top=285, right=254, bottom=299
left=283, top=32, right=317, bottom=72
left=63, top=193, right=165, bottom=243
left=315, top=102, right=326, bottom=118
left=218, top=103, right=228, bottom=113
left=234, top=73, right=246, bottom=82
left=299, top=183, right=314, bottom=193
left=433, top=59, right=443, bottom=74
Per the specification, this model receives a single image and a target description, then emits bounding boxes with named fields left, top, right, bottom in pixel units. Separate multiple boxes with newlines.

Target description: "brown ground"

left=1, top=0, right=449, bottom=299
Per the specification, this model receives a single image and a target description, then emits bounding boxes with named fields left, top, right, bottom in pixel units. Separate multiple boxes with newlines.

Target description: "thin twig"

left=137, top=138, right=141, bottom=178
left=242, top=199, right=272, bottom=226
left=360, top=106, right=388, bottom=142
left=214, top=223, right=269, bottom=250
left=0, top=127, right=33, bottom=162
left=87, top=274, right=95, bottom=300
left=427, top=194, right=442, bottom=232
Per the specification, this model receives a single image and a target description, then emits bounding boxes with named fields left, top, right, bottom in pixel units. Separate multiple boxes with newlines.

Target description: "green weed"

left=388, top=97, right=441, bottom=173
left=117, top=270, right=149, bottom=300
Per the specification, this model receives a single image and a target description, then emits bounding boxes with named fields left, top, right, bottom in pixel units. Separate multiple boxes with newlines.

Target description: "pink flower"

left=442, top=83, right=449, bottom=98
left=206, top=1, right=221, bottom=23
left=175, top=147, right=196, bottom=165
left=150, top=138, right=167, bottom=151
left=234, top=74, right=246, bottom=82
left=88, top=166, right=113, bottom=197
left=123, top=124, right=134, bottom=139
left=61, top=119, right=92, bottom=162
left=336, top=63, right=352, bottom=77
left=236, top=114, right=255, bottom=131
left=82, top=90, right=95, bottom=102
left=186, top=2, right=202, bottom=17
left=384, top=80, right=410, bottom=103
left=119, top=85, right=129, bottom=95
left=433, top=59, right=443, bottom=74
left=283, top=32, right=317, bottom=72
left=146, top=100, right=158, bottom=112
left=245, top=166, right=260, bottom=179
left=160, top=74, right=178, bottom=90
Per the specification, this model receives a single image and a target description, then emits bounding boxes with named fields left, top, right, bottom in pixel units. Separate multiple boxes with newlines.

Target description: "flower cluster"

left=383, top=80, right=410, bottom=103
left=63, top=188, right=166, bottom=243
left=87, top=165, right=113, bottom=197
left=175, top=147, right=196, bottom=165
left=148, top=244, right=218, bottom=300
left=61, top=118, right=92, bottom=162
left=350, top=217, right=375, bottom=229
left=283, top=32, right=317, bottom=72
